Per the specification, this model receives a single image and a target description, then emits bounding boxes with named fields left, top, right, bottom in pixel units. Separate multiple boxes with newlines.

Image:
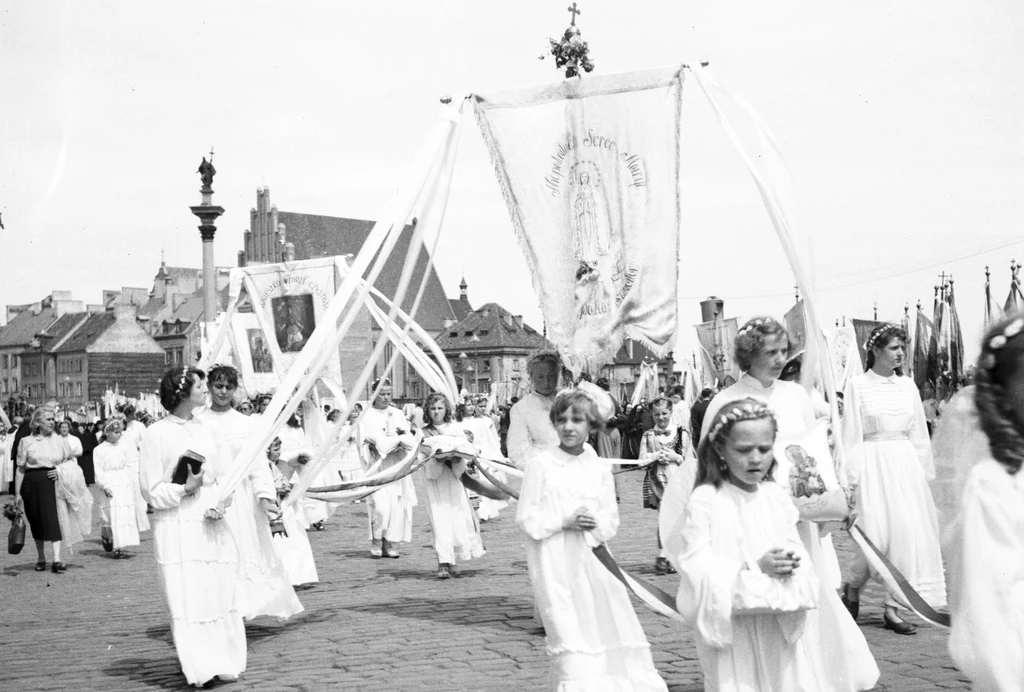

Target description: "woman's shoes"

left=437, top=564, right=451, bottom=580
left=51, top=561, right=67, bottom=573
left=381, top=539, right=400, bottom=559
left=883, top=611, right=917, bottom=635
left=654, top=557, right=676, bottom=574
left=34, top=561, right=46, bottom=572
left=369, top=541, right=383, bottom=558
left=841, top=584, right=859, bottom=620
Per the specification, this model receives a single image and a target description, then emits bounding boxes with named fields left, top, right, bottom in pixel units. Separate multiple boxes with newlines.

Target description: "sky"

left=2, top=1, right=1022, bottom=364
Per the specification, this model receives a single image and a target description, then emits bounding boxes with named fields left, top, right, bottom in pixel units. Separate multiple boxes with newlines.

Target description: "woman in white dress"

left=94, top=417, right=149, bottom=557
left=194, top=365, right=302, bottom=621
left=421, top=392, right=485, bottom=579
left=945, top=315, right=1024, bottom=691
left=518, top=389, right=667, bottom=692
left=676, top=399, right=826, bottom=691
left=139, top=366, right=246, bottom=688
left=841, top=323, right=946, bottom=635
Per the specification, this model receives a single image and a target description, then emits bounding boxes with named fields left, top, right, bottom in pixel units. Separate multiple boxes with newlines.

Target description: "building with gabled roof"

left=51, top=304, right=166, bottom=412
left=434, top=281, right=551, bottom=399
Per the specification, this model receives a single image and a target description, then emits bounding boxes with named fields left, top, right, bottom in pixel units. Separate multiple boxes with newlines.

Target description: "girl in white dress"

left=675, top=399, right=826, bottom=691
left=945, top=315, right=1024, bottom=691
left=267, top=437, right=319, bottom=586
left=841, top=323, right=947, bottom=635
left=639, top=396, right=692, bottom=574
left=94, top=417, right=149, bottom=557
left=139, top=366, right=246, bottom=688
left=195, top=365, right=302, bottom=621
left=421, top=392, right=485, bottom=579
left=517, top=389, right=667, bottom=692
left=462, top=396, right=509, bottom=521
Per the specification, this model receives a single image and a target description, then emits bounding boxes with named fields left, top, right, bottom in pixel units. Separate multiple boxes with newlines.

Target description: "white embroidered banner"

left=694, top=317, right=739, bottom=386
left=473, top=67, right=683, bottom=373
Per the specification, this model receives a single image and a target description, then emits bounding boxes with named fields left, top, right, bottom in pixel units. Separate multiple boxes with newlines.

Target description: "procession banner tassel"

left=592, top=544, right=686, bottom=623
left=847, top=524, right=950, bottom=628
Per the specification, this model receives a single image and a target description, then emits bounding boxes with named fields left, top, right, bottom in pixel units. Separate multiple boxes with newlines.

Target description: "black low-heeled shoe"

left=883, top=612, right=917, bottom=635
left=34, top=561, right=47, bottom=572
left=841, top=584, right=859, bottom=620
left=51, top=561, right=67, bottom=573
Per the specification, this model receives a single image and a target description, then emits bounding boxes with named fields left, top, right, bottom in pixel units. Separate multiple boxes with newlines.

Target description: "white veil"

left=930, top=385, right=989, bottom=538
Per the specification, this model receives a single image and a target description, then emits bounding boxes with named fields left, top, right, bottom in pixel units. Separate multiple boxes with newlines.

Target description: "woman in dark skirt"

left=14, top=406, right=73, bottom=573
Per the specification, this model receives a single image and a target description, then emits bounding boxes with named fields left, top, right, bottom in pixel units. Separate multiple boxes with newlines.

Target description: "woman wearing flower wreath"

left=140, top=366, right=246, bottom=687
left=841, top=323, right=946, bottom=636
left=944, top=315, right=1024, bottom=690
left=13, top=406, right=73, bottom=573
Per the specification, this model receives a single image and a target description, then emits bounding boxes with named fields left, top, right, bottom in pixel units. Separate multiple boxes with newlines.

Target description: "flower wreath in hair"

left=736, top=317, right=771, bottom=339
left=174, top=368, right=190, bottom=396
left=863, top=323, right=902, bottom=353
left=527, top=349, right=562, bottom=372
left=707, top=400, right=777, bottom=446
left=980, top=316, right=1024, bottom=371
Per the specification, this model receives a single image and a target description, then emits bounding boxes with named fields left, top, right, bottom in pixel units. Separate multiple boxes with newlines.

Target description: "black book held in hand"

left=171, top=450, right=206, bottom=485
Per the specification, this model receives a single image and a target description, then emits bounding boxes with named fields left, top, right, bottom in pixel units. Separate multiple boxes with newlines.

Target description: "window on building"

left=77, top=359, right=83, bottom=373
left=449, top=332, right=458, bottom=338
left=58, top=383, right=64, bottom=397
left=25, top=385, right=31, bottom=398
left=12, top=355, right=18, bottom=368
left=75, top=383, right=82, bottom=397
left=1, top=355, right=7, bottom=369
left=463, top=331, right=474, bottom=337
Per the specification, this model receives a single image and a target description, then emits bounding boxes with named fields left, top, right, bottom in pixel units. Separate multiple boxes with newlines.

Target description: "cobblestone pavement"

left=1, top=472, right=969, bottom=691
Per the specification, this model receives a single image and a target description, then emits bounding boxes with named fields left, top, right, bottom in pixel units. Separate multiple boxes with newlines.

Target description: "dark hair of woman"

left=864, top=324, right=908, bottom=376
left=422, top=392, right=453, bottom=427
left=159, top=366, right=206, bottom=412
left=695, top=399, right=778, bottom=489
left=734, top=317, right=790, bottom=372
left=207, top=364, right=239, bottom=387
left=647, top=396, right=672, bottom=413
left=974, top=316, right=1024, bottom=474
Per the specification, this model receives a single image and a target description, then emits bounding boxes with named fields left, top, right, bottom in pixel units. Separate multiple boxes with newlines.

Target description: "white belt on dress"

left=863, top=431, right=909, bottom=442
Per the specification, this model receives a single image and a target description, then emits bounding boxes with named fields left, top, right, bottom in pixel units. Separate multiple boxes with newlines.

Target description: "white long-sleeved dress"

left=676, top=482, right=826, bottom=691
left=359, top=405, right=417, bottom=543
left=269, top=461, right=319, bottom=586
left=422, top=425, right=485, bottom=565
left=842, top=370, right=947, bottom=609
left=195, top=408, right=303, bottom=621
left=462, top=414, right=509, bottom=521
left=507, top=392, right=558, bottom=470
left=517, top=445, right=667, bottom=692
left=139, top=415, right=246, bottom=687
left=684, top=374, right=878, bottom=692
left=93, top=439, right=149, bottom=550
left=947, top=458, right=1024, bottom=692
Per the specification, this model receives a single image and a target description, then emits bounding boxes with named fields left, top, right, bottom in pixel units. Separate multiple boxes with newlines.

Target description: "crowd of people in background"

left=1, top=311, right=1020, bottom=691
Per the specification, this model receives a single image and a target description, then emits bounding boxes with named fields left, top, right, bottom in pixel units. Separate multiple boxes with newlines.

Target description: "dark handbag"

left=8, top=513, right=26, bottom=555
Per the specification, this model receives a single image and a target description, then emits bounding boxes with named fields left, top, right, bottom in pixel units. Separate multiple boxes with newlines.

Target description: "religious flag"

left=947, top=281, right=965, bottom=385
left=985, top=268, right=1003, bottom=331
left=473, top=67, right=684, bottom=373
left=695, top=317, right=740, bottom=386
left=784, top=300, right=806, bottom=354
left=1006, top=262, right=1024, bottom=315
left=822, top=325, right=861, bottom=395
left=931, top=289, right=951, bottom=386
left=913, top=307, right=934, bottom=391
left=851, top=318, right=884, bottom=371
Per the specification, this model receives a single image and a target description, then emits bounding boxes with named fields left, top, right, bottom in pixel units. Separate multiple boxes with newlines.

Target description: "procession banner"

left=239, top=257, right=345, bottom=388
left=851, top=319, right=883, bottom=371
left=694, top=317, right=739, bottom=386
left=473, top=67, right=683, bottom=373
left=784, top=300, right=807, bottom=354
left=822, top=325, right=860, bottom=396
left=913, top=308, right=934, bottom=390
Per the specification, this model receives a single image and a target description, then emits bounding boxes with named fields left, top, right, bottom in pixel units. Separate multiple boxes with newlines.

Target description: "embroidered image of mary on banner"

left=474, top=67, right=683, bottom=373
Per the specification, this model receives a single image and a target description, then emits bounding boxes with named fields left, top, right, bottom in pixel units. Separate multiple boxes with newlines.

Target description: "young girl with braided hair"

left=675, top=399, right=828, bottom=691
left=945, top=314, right=1024, bottom=691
